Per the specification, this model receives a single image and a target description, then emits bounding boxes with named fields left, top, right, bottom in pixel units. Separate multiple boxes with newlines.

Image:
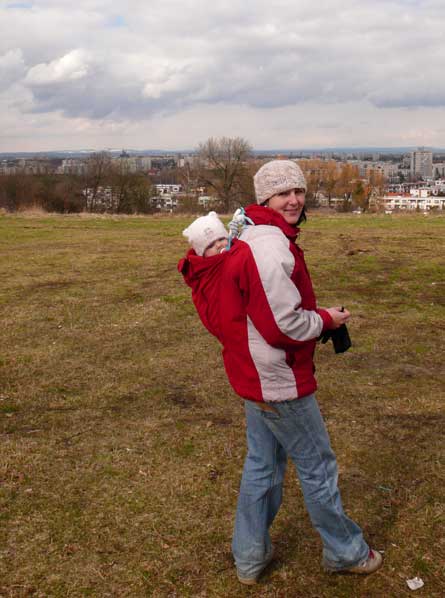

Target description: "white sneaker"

left=340, top=549, right=383, bottom=575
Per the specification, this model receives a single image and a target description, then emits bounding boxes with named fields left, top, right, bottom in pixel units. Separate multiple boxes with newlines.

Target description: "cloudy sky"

left=1, top=0, right=444, bottom=151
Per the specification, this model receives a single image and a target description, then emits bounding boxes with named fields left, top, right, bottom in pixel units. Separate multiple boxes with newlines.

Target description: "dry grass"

left=15, top=205, right=49, bottom=216
left=0, top=211, right=444, bottom=597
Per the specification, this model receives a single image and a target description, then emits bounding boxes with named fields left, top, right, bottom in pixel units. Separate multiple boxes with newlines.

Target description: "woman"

left=219, top=160, right=382, bottom=584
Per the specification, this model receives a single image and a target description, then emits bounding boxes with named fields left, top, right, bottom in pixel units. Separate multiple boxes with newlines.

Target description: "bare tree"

left=196, top=137, right=253, bottom=212
left=361, top=169, right=385, bottom=212
left=83, top=152, right=113, bottom=211
left=0, top=172, right=39, bottom=211
left=110, top=157, right=132, bottom=213
left=53, top=176, right=84, bottom=212
left=109, top=159, right=154, bottom=213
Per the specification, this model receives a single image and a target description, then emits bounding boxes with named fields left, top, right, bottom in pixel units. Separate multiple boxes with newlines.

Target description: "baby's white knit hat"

left=182, top=211, right=228, bottom=256
left=254, top=160, right=307, bottom=204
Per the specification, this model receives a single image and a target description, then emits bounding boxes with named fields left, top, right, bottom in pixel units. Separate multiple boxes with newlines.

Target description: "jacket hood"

left=244, top=204, right=300, bottom=241
left=178, top=248, right=227, bottom=290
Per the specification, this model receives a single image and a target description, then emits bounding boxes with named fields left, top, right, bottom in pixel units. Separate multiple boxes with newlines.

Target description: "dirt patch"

left=26, top=279, right=76, bottom=290
left=165, top=386, right=197, bottom=408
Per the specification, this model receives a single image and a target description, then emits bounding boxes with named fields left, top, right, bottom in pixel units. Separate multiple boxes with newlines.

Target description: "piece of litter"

left=406, top=577, right=424, bottom=591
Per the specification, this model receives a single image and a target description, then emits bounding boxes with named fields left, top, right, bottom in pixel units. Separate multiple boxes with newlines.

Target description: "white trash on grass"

left=406, top=577, right=424, bottom=591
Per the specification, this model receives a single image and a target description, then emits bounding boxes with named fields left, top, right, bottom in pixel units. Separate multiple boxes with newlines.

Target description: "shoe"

left=340, top=549, right=383, bottom=575
left=236, top=547, right=275, bottom=585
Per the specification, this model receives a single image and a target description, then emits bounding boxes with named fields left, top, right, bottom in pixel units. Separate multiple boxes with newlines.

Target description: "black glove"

left=319, top=324, right=352, bottom=354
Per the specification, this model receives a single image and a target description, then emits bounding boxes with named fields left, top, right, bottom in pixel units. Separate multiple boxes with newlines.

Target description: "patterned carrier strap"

left=226, top=207, right=254, bottom=250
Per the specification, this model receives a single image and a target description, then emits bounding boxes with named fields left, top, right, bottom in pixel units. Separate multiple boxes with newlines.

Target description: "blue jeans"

left=232, top=394, right=369, bottom=578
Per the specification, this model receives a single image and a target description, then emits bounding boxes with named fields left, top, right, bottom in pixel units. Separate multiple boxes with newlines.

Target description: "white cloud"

left=0, top=0, right=445, bottom=150
left=25, top=49, right=90, bottom=84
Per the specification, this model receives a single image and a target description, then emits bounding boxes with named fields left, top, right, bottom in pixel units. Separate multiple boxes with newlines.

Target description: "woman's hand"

left=326, top=307, right=351, bottom=329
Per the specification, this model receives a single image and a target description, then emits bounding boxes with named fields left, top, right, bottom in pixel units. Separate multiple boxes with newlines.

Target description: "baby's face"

left=203, top=237, right=228, bottom=257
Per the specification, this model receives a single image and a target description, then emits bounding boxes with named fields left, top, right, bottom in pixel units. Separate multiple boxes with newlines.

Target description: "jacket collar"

left=244, top=204, right=300, bottom=241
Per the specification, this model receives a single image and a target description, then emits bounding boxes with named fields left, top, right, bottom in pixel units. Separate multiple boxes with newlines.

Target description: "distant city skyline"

left=1, top=1, right=445, bottom=152
left=1, top=146, right=445, bottom=159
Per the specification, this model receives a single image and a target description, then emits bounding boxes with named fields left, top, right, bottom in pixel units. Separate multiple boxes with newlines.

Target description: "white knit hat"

left=254, top=160, right=307, bottom=204
left=182, top=211, right=228, bottom=256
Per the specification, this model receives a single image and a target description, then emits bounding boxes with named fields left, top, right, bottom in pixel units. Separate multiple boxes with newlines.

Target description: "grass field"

left=1, top=211, right=444, bottom=598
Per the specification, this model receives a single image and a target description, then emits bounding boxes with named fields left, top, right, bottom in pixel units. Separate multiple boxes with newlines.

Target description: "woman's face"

left=267, top=188, right=305, bottom=225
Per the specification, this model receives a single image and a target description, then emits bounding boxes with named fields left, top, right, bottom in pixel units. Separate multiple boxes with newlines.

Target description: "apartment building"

left=155, top=184, right=182, bottom=194
left=380, top=187, right=445, bottom=212
left=410, top=148, right=433, bottom=179
left=57, top=159, right=88, bottom=175
left=0, top=160, right=17, bottom=175
left=433, top=162, right=445, bottom=178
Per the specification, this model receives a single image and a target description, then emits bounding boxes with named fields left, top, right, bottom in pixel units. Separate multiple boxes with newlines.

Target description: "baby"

left=182, top=211, right=229, bottom=257
left=180, top=211, right=230, bottom=342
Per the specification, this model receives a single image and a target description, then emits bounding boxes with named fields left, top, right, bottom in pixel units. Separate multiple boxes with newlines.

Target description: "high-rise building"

left=410, top=147, right=433, bottom=179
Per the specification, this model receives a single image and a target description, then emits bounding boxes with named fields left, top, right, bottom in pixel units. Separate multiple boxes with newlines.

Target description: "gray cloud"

left=0, top=48, right=25, bottom=91
left=1, top=0, right=443, bottom=119
left=0, top=0, right=444, bottom=149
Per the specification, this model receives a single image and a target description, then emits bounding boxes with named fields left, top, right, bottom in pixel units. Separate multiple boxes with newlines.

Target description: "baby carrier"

left=178, top=249, right=228, bottom=342
left=177, top=208, right=253, bottom=342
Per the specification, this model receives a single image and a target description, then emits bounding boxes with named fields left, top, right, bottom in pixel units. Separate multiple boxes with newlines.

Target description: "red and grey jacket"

left=179, top=204, right=334, bottom=403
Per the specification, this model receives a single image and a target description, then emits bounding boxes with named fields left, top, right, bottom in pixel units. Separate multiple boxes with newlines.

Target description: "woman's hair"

left=296, top=206, right=307, bottom=226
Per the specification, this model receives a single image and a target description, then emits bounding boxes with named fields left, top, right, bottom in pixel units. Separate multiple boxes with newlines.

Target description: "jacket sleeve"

left=239, top=230, right=333, bottom=348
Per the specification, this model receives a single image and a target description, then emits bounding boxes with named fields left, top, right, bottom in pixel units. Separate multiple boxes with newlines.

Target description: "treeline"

left=0, top=138, right=386, bottom=214
left=185, top=140, right=385, bottom=212
left=0, top=172, right=85, bottom=213
left=0, top=152, right=154, bottom=214
left=299, top=159, right=385, bottom=210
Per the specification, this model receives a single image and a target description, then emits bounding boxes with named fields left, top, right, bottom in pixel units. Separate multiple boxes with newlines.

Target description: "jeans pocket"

left=248, top=401, right=282, bottom=419
left=261, top=409, right=281, bottom=420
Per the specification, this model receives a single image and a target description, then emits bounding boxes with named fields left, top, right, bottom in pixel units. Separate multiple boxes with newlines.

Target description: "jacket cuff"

left=317, top=308, right=334, bottom=332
